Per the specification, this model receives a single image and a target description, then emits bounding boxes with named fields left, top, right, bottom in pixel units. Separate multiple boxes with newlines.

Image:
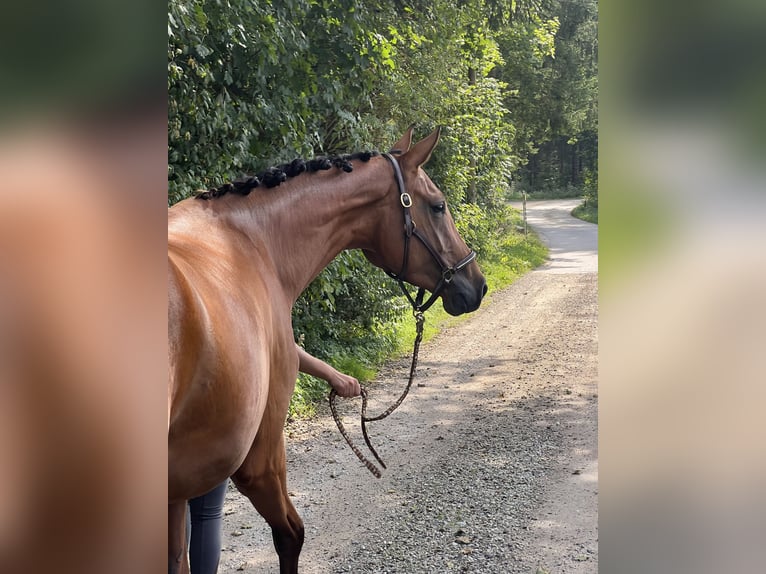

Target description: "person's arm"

left=296, top=344, right=361, bottom=398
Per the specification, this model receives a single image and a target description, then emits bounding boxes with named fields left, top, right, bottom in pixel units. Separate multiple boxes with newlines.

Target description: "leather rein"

left=329, top=153, right=476, bottom=478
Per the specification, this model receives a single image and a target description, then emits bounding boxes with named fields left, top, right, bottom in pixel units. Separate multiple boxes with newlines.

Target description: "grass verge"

left=572, top=202, right=598, bottom=223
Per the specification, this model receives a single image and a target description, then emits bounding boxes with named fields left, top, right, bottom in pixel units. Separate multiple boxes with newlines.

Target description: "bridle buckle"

left=400, top=192, right=412, bottom=208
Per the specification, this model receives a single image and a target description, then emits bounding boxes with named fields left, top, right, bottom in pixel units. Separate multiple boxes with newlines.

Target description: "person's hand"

left=327, top=370, right=361, bottom=398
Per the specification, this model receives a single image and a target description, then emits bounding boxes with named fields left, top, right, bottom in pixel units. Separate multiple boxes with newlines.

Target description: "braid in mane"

left=195, top=150, right=380, bottom=200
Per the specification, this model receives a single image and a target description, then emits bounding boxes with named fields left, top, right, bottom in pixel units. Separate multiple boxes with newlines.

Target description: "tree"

left=497, top=0, right=597, bottom=194
left=167, top=0, right=596, bottom=374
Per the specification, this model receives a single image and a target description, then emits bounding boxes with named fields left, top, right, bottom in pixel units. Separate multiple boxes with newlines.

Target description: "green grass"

left=288, top=210, right=548, bottom=419
left=572, top=202, right=598, bottom=224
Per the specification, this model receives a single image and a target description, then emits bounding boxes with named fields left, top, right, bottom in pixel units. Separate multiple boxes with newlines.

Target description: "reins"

left=329, top=153, right=476, bottom=478
left=329, top=309, right=424, bottom=479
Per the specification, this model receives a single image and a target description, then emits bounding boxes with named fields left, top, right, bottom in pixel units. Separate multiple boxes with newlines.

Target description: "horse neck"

left=230, top=158, right=393, bottom=303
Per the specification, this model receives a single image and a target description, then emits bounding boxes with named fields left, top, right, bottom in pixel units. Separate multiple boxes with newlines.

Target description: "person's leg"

left=188, top=480, right=228, bottom=574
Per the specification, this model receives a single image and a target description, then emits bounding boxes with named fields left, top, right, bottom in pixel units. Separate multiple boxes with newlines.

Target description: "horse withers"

left=168, top=127, right=486, bottom=573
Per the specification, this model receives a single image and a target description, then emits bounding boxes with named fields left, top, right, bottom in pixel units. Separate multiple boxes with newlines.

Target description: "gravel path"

left=219, top=199, right=598, bottom=573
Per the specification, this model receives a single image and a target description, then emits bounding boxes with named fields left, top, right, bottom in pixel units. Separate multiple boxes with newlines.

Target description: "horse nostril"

left=482, top=282, right=488, bottom=297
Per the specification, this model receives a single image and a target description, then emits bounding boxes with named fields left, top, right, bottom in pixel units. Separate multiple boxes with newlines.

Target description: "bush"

left=582, top=167, right=598, bottom=207
left=292, top=250, right=403, bottom=367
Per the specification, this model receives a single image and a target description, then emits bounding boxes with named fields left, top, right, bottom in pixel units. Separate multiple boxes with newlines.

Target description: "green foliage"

left=582, top=165, right=599, bottom=207
left=498, top=0, right=598, bottom=194
left=292, top=250, right=402, bottom=367
left=479, top=205, right=548, bottom=282
left=168, top=0, right=396, bottom=203
left=429, top=77, right=518, bottom=208
left=168, top=0, right=594, bottom=414
left=572, top=202, right=598, bottom=224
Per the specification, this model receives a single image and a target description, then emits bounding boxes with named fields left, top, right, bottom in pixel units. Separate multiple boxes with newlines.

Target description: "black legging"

left=187, top=480, right=228, bottom=574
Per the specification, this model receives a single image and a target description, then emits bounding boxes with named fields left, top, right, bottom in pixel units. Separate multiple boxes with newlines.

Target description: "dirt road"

left=219, top=198, right=598, bottom=573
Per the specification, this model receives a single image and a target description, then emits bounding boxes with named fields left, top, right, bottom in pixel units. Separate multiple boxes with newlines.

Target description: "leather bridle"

left=381, top=153, right=477, bottom=313
left=329, top=153, right=479, bottom=478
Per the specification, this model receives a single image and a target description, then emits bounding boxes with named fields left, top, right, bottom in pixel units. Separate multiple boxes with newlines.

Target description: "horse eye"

left=431, top=202, right=446, bottom=214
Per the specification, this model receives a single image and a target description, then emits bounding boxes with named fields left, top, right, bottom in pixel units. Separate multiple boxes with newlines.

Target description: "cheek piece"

left=380, top=152, right=477, bottom=314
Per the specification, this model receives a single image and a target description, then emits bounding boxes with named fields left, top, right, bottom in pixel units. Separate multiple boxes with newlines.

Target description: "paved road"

left=510, top=198, right=597, bottom=274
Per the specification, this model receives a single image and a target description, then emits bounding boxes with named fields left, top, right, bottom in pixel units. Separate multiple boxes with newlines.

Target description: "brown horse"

left=168, top=127, right=486, bottom=573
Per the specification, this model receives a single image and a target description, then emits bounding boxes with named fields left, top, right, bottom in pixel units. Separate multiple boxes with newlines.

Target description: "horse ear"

left=401, top=126, right=441, bottom=170
left=390, top=125, right=415, bottom=154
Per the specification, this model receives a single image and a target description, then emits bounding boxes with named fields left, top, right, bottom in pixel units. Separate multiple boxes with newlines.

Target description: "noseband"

left=382, top=153, right=477, bottom=313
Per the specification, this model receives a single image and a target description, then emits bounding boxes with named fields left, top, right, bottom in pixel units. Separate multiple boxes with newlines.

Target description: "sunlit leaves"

left=167, top=0, right=595, bottom=367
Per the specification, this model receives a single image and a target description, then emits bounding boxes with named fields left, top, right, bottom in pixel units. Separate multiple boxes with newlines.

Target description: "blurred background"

left=600, top=0, right=766, bottom=571
left=0, top=1, right=166, bottom=573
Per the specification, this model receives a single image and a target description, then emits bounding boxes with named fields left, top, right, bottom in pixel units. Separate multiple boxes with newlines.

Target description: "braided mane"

left=195, top=151, right=380, bottom=200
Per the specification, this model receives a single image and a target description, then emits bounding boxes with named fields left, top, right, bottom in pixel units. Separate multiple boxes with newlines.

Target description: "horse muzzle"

left=441, top=273, right=488, bottom=316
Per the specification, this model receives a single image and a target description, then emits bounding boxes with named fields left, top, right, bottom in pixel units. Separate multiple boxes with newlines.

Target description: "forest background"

left=168, top=0, right=598, bottom=412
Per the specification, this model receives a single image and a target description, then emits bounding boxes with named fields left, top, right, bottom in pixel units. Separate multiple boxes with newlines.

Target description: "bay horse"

left=168, top=127, right=486, bottom=573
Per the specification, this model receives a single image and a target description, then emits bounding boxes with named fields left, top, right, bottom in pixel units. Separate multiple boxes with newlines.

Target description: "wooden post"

left=522, top=192, right=528, bottom=238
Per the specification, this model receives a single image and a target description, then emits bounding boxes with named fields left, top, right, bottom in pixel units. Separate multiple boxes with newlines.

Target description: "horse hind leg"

left=232, top=433, right=304, bottom=574
left=168, top=501, right=190, bottom=574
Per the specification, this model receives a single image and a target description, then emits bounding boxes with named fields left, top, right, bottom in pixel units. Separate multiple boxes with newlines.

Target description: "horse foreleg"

left=232, top=430, right=304, bottom=574
left=168, top=501, right=190, bottom=574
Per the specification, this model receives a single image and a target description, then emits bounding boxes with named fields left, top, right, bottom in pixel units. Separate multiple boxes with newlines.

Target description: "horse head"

left=364, top=127, right=487, bottom=316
